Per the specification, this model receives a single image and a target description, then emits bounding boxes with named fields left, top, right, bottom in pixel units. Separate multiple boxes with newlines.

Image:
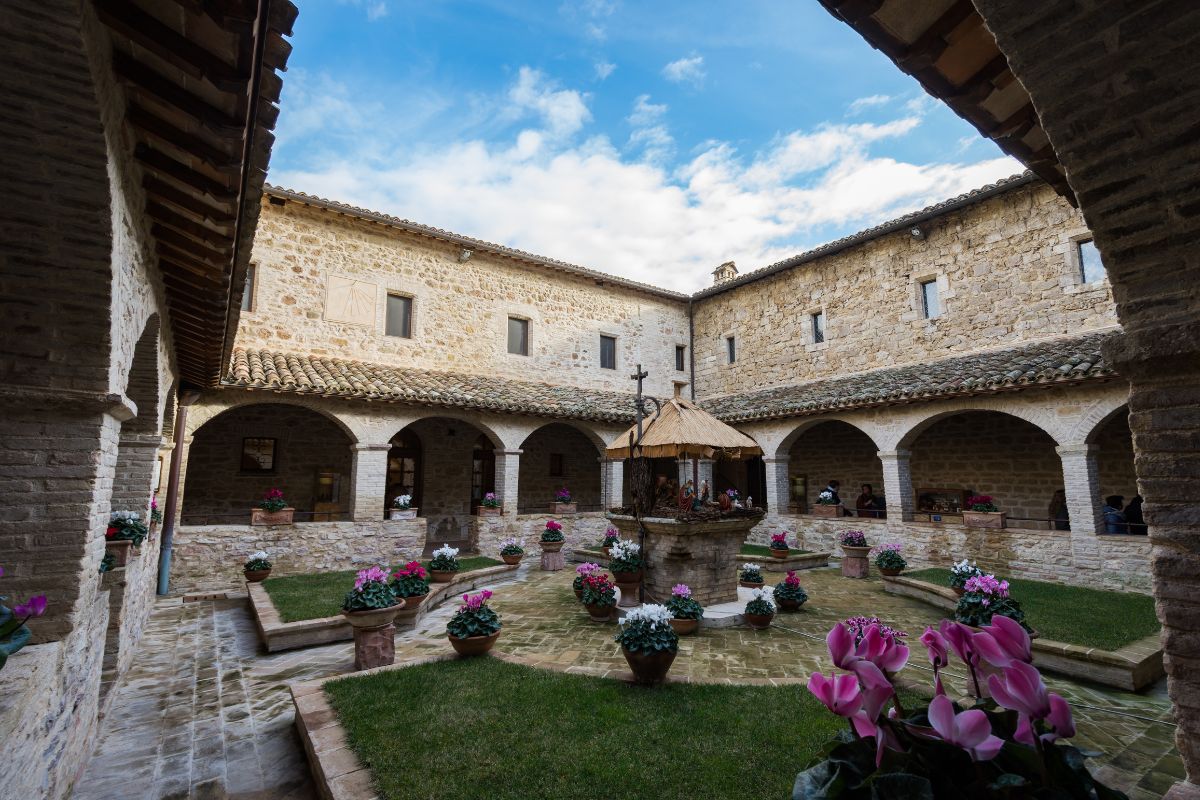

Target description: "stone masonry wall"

left=170, top=519, right=426, bottom=593
left=693, top=182, right=1119, bottom=398
left=182, top=404, right=354, bottom=523
left=909, top=411, right=1063, bottom=522
left=474, top=512, right=609, bottom=563
left=405, top=417, right=481, bottom=545
left=518, top=423, right=603, bottom=512
left=242, top=199, right=690, bottom=399
left=787, top=422, right=884, bottom=511
left=1093, top=411, right=1139, bottom=502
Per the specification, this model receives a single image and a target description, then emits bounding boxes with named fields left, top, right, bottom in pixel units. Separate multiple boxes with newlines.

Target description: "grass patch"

left=325, top=657, right=849, bottom=799
left=904, top=567, right=1159, bottom=650
left=263, top=556, right=503, bottom=623
left=739, top=544, right=810, bottom=557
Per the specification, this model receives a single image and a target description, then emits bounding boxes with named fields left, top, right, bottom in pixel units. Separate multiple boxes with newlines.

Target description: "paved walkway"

left=73, top=566, right=1181, bottom=799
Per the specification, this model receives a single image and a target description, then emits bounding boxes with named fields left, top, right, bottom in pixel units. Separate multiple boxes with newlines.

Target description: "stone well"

left=607, top=513, right=762, bottom=606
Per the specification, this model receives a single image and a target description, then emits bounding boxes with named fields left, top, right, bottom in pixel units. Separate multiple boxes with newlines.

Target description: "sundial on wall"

left=324, top=275, right=377, bottom=326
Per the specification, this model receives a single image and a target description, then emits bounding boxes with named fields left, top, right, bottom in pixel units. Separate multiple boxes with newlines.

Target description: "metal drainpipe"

left=688, top=298, right=696, bottom=401
left=157, top=390, right=200, bottom=596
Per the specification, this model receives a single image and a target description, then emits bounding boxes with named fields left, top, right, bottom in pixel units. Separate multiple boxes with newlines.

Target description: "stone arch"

left=895, top=403, right=1062, bottom=450
left=518, top=422, right=605, bottom=512
left=122, top=315, right=161, bottom=435
left=110, top=316, right=163, bottom=514
left=181, top=403, right=356, bottom=524
left=905, top=409, right=1062, bottom=526
left=774, top=416, right=882, bottom=458
left=1087, top=405, right=1139, bottom=517
left=160, top=381, right=178, bottom=441
left=780, top=420, right=884, bottom=515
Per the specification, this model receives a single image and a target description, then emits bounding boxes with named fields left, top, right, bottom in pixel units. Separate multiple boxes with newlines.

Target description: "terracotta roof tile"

left=703, top=330, right=1121, bottom=422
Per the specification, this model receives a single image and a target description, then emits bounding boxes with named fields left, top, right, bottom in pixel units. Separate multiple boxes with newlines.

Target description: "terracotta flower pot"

left=250, top=507, right=294, bottom=526
left=879, top=567, right=902, bottom=577
left=243, top=568, right=271, bottom=583
left=540, top=540, right=565, bottom=553
left=585, top=603, right=614, bottom=622
left=388, top=508, right=418, bottom=520
left=574, top=588, right=584, bottom=601
left=769, top=547, right=789, bottom=559
left=963, top=510, right=1007, bottom=529
left=601, top=546, right=611, bottom=557
left=501, top=553, right=523, bottom=565
left=342, top=602, right=404, bottom=629
left=401, top=592, right=428, bottom=609
left=477, top=506, right=502, bottom=516
left=738, top=579, right=764, bottom=589
left=840, top=545, right=871, bottom=579
left=776, top=597, right=802, bottom=612
left=612, top=568, right=643, bottom=584
left=953, top=586, right=966, bottom=597
left=812, top=503, right=843, bottom=518
left=448, top=630, right=500, bottom=657
left=669, top=618, right=699, bottom=636
left=430, top=569, right=457, bottom=583
left=622, top=647, right=677, bottom=685
left=744, top=612, right=774, bottom=630
left=551, top=502, right=577, bottom=514
left=104, top=539, right=133, bottom=567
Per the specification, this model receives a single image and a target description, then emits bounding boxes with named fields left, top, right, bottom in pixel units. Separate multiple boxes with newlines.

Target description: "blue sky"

left=269, top=0, right=1022, bottom=291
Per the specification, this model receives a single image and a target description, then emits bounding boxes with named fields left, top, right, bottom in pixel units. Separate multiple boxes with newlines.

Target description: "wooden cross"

left=630, top=363, right=649, bottom=441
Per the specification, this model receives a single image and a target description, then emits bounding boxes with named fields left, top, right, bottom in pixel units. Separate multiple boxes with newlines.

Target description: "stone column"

left=1056, top=443, right=1103, bottom=571
left=494, top=449, right=521, bottom=516
left=676, top=459, right=714, bottom=489
left=602, top=458, right=624, bottom=509
left=349, top=443, right=391, bottom=522
left=110, top=432, right=164, bottom=514
left=878, top=450, right=914, bottom=524
left=762, top=456, right=790, bottom=515
left=172, top=435, right=194, bottom=527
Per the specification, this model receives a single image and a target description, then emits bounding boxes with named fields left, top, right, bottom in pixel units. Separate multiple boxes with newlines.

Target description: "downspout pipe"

left=157, top=389, right=200, bottom=596
left=688, top=298, right=696, bottom=401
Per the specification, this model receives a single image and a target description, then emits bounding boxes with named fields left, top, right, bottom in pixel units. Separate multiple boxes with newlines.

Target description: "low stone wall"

left=749, top=514, right=1152, bottom=593
left=473, top=512, right=609, bottom=562
left=170, top=520, right=426, bottom=593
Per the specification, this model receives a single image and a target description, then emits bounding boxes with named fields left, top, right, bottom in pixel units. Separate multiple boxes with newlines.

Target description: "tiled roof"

left=704, top=330, right=1122, bottom=422
left=693, top=172, right=1039, bottom=298
left=224, top=349, right=640, bottom=424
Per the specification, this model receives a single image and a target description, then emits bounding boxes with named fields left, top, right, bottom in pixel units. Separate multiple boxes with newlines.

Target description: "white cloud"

left=270, top=68, right=1023, bottom=293
left=594, top=61, right=617, bottom=80
left=847, top=94, right=891, bottom=115
left=338, top=0, right=388, bottom=20
left=662, top=55, right=706, bottom=86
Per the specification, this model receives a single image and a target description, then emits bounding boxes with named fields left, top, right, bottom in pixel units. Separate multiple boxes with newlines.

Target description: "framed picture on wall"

left=241, top=437, right=276, bottom=472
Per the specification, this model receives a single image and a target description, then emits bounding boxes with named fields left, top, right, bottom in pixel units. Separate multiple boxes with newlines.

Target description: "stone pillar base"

left=616, top=580, right=641, bottom=607
left=352, top=623, right=396, bottom=671
left=1165, top=782, right=1200, bottom=800
left=540, top=550, right=565, bottom=571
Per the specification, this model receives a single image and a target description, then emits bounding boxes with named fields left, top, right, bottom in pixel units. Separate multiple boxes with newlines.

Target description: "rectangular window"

left=599, top=335, right=616, bottom=369
left=726, top=336, right=736, bottom=364
left=1078, top=239, right=1105, bottom=284
left=675, top=345, right=686, bottom=372
left=549, top=453, right=564, bottom=477
left=385, top=294, right=412, bottom=338
left=241, top=264, right=255, bottom=312
left=507, top=317, right=529, bottom=355
left=811, top=311, right=825, bottom=344
left=920, top=280, right=941, bottom=319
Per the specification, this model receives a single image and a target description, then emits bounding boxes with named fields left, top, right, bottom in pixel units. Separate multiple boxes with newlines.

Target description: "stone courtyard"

left=74, top=567, right=1181, bottom=800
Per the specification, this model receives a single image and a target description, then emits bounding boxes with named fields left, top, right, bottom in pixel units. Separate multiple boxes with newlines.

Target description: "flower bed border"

left=249, top=563, right=518, bottom=653
left=291, top=651, right=809, bottom=800
left=881, top=574, right=1164, bottom=691
left=736, top=551, right=830, bottom=572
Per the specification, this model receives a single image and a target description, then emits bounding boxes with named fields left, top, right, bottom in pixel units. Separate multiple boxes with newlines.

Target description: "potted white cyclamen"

left=389, top=494, right=418, bottom=520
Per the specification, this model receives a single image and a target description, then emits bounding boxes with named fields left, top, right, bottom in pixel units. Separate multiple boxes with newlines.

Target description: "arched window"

left=471, top=434, right=495, bottom=510
left=387, top=431, right=423, bottom=512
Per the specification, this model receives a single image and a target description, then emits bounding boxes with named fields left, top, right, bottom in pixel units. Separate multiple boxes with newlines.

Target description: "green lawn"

left=904, top=567, right=1159, bottom=650
left=262, top=556, right=503, bottom=622
left=325, top=657, right=850, bottom=800
left=739, top=543, right=811, bottom=558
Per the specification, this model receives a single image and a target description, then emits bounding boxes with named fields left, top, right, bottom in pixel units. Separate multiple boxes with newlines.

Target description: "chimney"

left=712, top=261, right=738, bottom=285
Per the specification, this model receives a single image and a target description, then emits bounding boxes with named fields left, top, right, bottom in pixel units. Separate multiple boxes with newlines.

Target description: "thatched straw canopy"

left=605, top=395, right=763, bottom=460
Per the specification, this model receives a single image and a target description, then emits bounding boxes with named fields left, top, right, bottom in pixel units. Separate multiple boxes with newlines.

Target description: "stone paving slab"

left=72, top=566, right=1181, bottom=800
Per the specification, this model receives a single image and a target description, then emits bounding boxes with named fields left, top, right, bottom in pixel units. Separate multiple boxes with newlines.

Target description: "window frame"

left=726, top=335, right=736, bottom=364
left=1077, top=238, right=1106, bottom=285
left=240, top=263, right=256, bottom=313
left=549, top=453, right=565, bottom=477
left=920, top=279, right=941, bottom=319
left=507, top=316, right=530, bottom=356
left=675, top=345, right=686, bottom=372
left=384, top=292, right=414, bottom=339
left=811, top=311, right=825, bottom=344
left=599, top=334, right=617, bottom=370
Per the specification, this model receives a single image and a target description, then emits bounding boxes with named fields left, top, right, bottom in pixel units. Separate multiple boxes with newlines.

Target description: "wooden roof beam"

left=895, top=1, right=978, bottom=72
left=127, top=103, right=242, bottom=169
left=151, top=224, right=231, bottom=264
left=134, top=143, right=237, bottom=198
left=111, top=49, right=243, bottom=135
left=144, top=175, right=238, bottom=225
left=147, top=199, right=235, bottom=241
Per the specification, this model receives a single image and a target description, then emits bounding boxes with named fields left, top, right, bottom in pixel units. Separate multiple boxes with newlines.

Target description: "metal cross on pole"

left=628, top=363, right=657, bottom=604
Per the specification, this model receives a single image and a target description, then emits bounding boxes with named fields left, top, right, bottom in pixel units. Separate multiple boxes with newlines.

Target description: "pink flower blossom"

left=974, top=614, right=1032, bottom=668
left=461, top=590, right=493, bottom=611
left=576, top=562, right=601, bottom=576
left=988, top=660, right=1052, bottom=722
left=545, top=519, right=563, bottom=531
left=13, top=594, right=47, bottom=618
left=920, top=626, right=950, bottom=695
left=353, top=566, right=389, bottom=591
left=926, top=694, right=1004, bottom=761
left=782, top=570, right=802, bottom=588
left=807, top=672, right=863, bottom=718
left=671, top=584, right=691, bottom=597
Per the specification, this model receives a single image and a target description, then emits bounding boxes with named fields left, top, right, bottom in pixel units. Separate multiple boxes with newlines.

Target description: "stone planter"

left=342, top=603, right=404, bottom=629
left=388, top=508, right=417, bottom=520
left=448, top=630, right=500, bottom=657
left=400, top=592, right=428, bottom=609
left=477, top=505, right=502, bottom=516
left=343, top=603, right=404, bottom=671
left=612, top=568, right=643, bottom=608
left=879, top=567, right=903, bottom=577
left=769, top=547, right=789, bottom=559
left=585, top=603, right=614, bottom=622
left=551, top=502, right=577, bottom=514
left=251, top=507, right=294, bottom=526
left=739, top=580, right=765, bottom=589
left=963, top=510, right=1007, bottom=528
left=841, top=545, right=871, bottom=579
left=776, top=597, right=803, bottom=612
left=812, top=503, right=843, bottom=518
left=540, top=540, right=565, bottom=553
left=104, top=539, right=133, bottom=567
left=744, top=612, right=774, bottom=630
left=501, top=553, right=523, bottom=565
left=669, top=618, right=699, bottom=636
left=244, top=568, right=272, bottom=583
left=622, top=647, right=677, bottom=685
left=430, top=569, right=457, bottom=583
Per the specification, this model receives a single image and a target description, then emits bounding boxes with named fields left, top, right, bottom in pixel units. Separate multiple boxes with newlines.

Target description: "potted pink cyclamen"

left=550, top=486, right=576, bottom=515
left=477, top=492, right=502, bottom=517
left=251, top=488, right=293, bottom=526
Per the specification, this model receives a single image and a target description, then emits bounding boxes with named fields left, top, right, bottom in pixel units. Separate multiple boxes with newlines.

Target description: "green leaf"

left=867, top=773, right=934, bottom=800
